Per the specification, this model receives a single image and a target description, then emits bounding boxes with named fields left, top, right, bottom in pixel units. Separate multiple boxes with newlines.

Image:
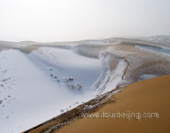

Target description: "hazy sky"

left=0, top=0, right=170, bottom=42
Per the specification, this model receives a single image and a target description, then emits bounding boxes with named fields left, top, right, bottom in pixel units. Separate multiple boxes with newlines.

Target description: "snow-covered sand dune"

left=0, top=47, right=102, bottom=133
left=1, top=36, right=170, bottom=133
left=0, top=46, right=127, bottom=133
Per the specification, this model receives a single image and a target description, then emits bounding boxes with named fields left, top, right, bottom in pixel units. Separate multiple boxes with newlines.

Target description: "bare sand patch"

left=56, top=75, right=170, bottom=133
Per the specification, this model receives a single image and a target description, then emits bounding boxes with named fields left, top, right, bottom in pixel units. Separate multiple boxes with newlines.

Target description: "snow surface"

left=135, top=45, right=170, bottom=56
left=138, top=75, right=158, bottom=81
left=93, top=54, right=128, bottom=95
left=143, top=36, right=170, bottom=46
left=0, top=48, right=102, bottom=133
left=0, top=47, right=127, bottom=133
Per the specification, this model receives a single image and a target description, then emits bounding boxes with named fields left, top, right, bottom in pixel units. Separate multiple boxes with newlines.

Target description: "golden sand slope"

left=56, top=75, right=170, bottom=133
